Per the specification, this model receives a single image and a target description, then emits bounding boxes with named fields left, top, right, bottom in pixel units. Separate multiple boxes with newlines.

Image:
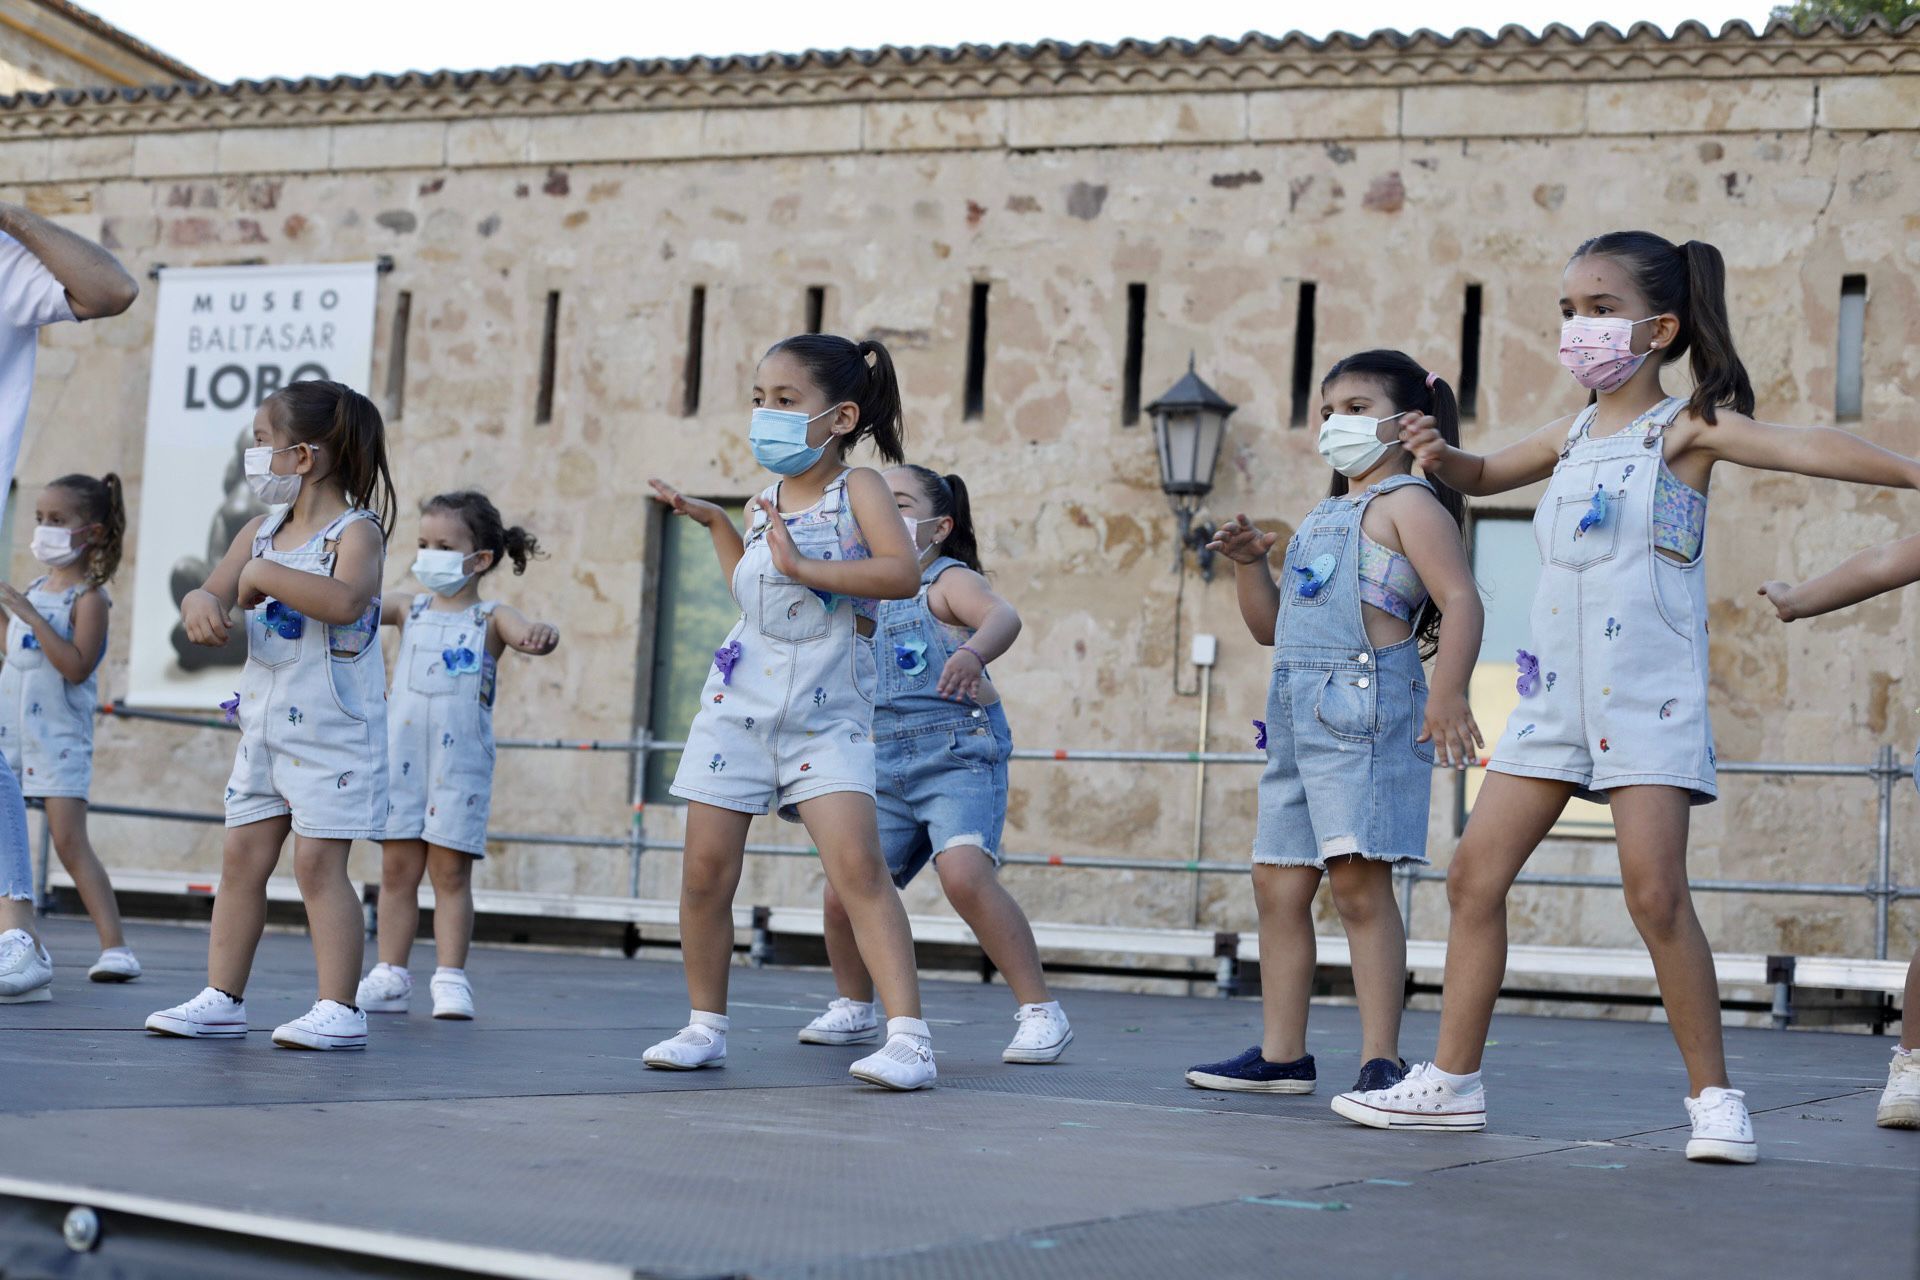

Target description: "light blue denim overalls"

left=383, top=596, right=498, bottom=856
left=0, top=578, right=105, bottom=798
left=1254, top=475, right=1434, bottom=866
left=871, top=554, right=1012, bottom=888
left=223, top=507, right=388, bottom=839
left=670, top=471, right=880, bottom=821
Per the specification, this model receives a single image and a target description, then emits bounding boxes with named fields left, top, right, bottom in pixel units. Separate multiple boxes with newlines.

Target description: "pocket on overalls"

left=248, top=600, right=304, bottom=669
left=1284, top=529, right=1345, bottom=607
left=326, top=648, right=375, bottom=725
left=945, top=722, right=996, bottom=774
left=852, top=633, right=877, bottom=705
left=882, top=619, right=934, bottom=695
left=1548, top=487, right=1624, bottom=571
left=758, top=577, right=831, bottom=643
left=1409, top=678, right=1436, bottom=764
left=1310, top=668, right=1377, bottom=743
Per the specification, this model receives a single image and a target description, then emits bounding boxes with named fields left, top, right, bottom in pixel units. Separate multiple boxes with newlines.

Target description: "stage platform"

left=2, top=916, right=1914, bottom=1279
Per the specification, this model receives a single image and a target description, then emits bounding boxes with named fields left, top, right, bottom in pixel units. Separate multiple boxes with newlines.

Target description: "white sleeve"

left=0, top=231, right=78, bottom=331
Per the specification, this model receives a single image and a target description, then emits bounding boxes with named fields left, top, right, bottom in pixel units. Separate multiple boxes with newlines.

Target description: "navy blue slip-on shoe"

left=1352, top=1056, right=1409, bottom=1094
left=1184, top=1046, right=1317, bottom=1094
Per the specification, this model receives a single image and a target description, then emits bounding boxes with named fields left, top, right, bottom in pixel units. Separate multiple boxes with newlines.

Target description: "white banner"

left=127, top=262, right=379, bottom=709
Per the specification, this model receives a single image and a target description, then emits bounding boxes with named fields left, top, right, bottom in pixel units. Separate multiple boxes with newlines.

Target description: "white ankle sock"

left=1431, top=1066, right=1482, bottom=1092
left=888, top=1015, right=931, bottom=1046
left=434, top=967, right=465, bottom=980
left=691, top=1009, right=729, bottom=1034
left=380, top=963, right=409, bottom=978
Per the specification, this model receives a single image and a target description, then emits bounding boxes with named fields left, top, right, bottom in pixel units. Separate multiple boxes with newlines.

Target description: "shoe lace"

left=823, top=997, right=866, bottom=1026
left=187, top=988, right=234, bottom=1015
left=0, top=932, right=29, bottom=966
left=1694, top=1089, right=1746, bottom=1127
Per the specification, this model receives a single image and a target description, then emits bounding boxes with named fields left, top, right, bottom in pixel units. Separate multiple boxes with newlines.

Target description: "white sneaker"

left=431, top=970, right=474, bottom=1020
left=798, top=997, right=879, bottom=1045
left=356, top=963, right=412, bottom=1014
left=1684, top=1086, right=1757, bottom=1163
left=0, top=928, right=52, bottom=1003
left=1003, top=1002, right=1072, bottom=1064
left=145, top=986, right=247, bottom=1038
left=1878, top=1051, right=1920, bottom=1129
left=272, top=999, right=369, bottom=1051
left=644, top=1015, right=728, bottom=1070
left=850, top=1017, right=937, bottom=1091
left=88, top=947, right=141, bottom=983
left=1330, top=1061, right=1487, bottom=1131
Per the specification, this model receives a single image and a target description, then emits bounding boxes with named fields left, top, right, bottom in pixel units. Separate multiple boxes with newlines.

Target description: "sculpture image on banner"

left=125, top=261, right=378, bottom=709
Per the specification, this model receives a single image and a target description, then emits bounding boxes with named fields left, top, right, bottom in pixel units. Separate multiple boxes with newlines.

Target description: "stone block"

left=331, top=121, right=447, bottom=170
left=46, top=134, right=133, bottom=181
left=1817, top=76, right=1920, bottom=131
left=1588, top=80, right=1815, bottom=135
left=1401, top=84, right=1586, bottom=137
left=863, top=100, right=1008, bottom=151
left=0, top=138, right=50, bottom=184
left=1006, top=92, right=1246, bottom=149
left=526, top=110, right=703, bottom=163
left=218, top=126, right=331, bottom=175
left=1247, top=88, right=1397, bottom=141
left=132, top=129, right=219, bottom=178
left=701, top=105, right=863, bottom=157
left=447, top=116, right=530, bottom=166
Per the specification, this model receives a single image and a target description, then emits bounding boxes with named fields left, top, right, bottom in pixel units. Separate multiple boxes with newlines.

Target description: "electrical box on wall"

left=1191, top=634, right=1218, bottom=668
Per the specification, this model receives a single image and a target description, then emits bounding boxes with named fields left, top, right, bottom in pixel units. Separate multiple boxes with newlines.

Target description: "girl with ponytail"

left=358, top=491, right=559, bottom=1023
left=148, top=379, right=395, bottom=1053
left=646, top=333, right=939, bottom=1089
left=799, top=464, right=1074, bottom=1064
left=1334, top=232, right=1920, bottom=1166
left=1191, top=351, right=1482, bottom=1106
left=0, top=472, right=138, bottom=983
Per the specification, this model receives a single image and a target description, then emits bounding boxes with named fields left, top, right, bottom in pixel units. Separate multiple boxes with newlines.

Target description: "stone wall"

left=2, top=22, right=1917, bottom=977
left=0, top=2, right=198, bottom=97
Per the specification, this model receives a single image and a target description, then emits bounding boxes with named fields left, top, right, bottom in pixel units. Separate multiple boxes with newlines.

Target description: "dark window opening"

left=805, top=286, right=825, bottom=335
left=534, top=290, right=559, bottom=425
left=1459, top=283, right=1483, bottom=420
left=1837, top=274, right=1867, bottom=420
left=1288, top=281, right=1317, bottom=428
left=1122, top=283, right=1147, bottom=426
left=682, top=285, right=706, bottom=418
left=963, top=281, right=989, bottom=420
left=384, top=290, right=411, bottom=421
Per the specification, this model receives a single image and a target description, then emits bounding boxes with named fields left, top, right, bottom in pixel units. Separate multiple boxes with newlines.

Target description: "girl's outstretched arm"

left=1398, top=413, right=1572, bottom=497
left=0, top=584, right=107, bottom=685
left=1760, top=532, right=1920, bottom=622
left=758, top=467, right=920, bottom=602
left=237, top=519, right=383, bottom=626
left=926, top=568, right=1020, bottom=701
left=649, top=479, right=746, bottom=588
left=380, top=595, right=409, bottom=627
left=1690, top=412, right=1920, bottom=489
left=491, top=604, right=561, bottom=656
left=1393, top=493, right=1485, bottom=770
left=182, top=516, right=266, bottom=647
left=1208, top=514, right=1281, bottom=646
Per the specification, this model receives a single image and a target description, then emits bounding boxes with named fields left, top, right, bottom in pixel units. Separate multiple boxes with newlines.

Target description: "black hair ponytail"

left=902, top=463, right=983, bottom=573
left=764, top=333, right=905, bottom=464
left=1568, top=230, right=1755, bottom=424
left=1319, top=348, right=1467, bottom=660
left=52, top=472, right=126, bottom=587
left=265, top=379, right=397, bottom=537
left=421, top=489, right=545, bottom=577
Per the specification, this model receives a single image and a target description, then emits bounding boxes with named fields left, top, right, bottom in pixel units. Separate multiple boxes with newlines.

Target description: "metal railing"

left=50, top=703, right=1914, bottom=962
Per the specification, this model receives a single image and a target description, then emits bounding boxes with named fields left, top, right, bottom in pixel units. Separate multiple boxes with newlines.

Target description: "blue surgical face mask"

left=749, top=405, right=841, bottom=476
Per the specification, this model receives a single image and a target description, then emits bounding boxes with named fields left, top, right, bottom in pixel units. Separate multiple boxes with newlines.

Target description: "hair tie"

left=1424, top=371, right=1439, bottom=389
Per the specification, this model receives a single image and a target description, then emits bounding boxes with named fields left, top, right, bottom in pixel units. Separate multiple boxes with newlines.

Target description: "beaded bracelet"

left=958, top=644, right=987, bottom=669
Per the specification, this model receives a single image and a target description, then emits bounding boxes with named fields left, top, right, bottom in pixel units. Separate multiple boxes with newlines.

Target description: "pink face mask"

left=1559, top=315, right=1657, bottom=392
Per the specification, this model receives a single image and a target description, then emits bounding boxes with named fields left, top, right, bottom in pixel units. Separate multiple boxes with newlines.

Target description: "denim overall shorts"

left=0, top=577, right=104, bottom=798
left=383, top=595, right=499, bottom=857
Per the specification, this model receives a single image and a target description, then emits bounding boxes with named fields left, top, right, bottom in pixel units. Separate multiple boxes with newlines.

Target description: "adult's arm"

left=0, top=203, right=139, bottom=321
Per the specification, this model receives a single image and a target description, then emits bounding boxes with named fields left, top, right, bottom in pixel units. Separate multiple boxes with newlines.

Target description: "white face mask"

left=29, top=525, right=85, bottom=567
left=1317, top=411, right=1402, bottom=478
left=904, top=514, right=946, bottom=559
left=412, top=548, right=475, bottom=597
left=244, top=444, right=306, bottom=506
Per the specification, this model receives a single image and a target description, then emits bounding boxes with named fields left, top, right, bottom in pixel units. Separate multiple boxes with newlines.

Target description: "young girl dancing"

left=358, top=491, right=559, bottom=1021
left=1334, top=231, right=1920, bottom=1163
left=797, top=464, right=1071, bottom=1064
left=1186, top=351, right=1480, bottom=1100
left=146, top=380, right=394, bottom=1051
left=1760, top=547, right=1920, bottom=1130
left=646, top=334, right=937, bottom=1089
left=0, top=474, right=137, bottom=988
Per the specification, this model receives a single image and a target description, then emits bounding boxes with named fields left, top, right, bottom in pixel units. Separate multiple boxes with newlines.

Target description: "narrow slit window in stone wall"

left=682, top=285, right=706, bottom=418
left=535, top=290, right=560, bottom=425
left=964, top=281, right=989, bottom=421
left=1122, top=283, right=1147, bottom=426
left=1288, top=281, right=1316, bottom=428
left=384, top=290, right=411, bottom=421
left=805, top=286, right=825, bottom=335
left=1458, top=283, right=1482, bottom=420
left=1837, top=274, right=1866, bottom=421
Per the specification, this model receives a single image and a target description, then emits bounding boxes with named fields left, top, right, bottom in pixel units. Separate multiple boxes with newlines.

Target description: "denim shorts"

left=0, top=764, right=33, bottom=901
left=874, top=703, right=1011, bottom=889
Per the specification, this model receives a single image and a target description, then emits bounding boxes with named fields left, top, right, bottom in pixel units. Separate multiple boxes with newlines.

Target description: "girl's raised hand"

left=1417, top=690, right=1484, bottom=771
left=755, top=496, right=803, bottom=579
left=1207, top=514, right=1278, bottom=566
left=180, top=588, right=231, bottom=646
left=0, top=582, right=36, bottom=625
left=1398, top=415, right=1447, bottom=470
left=648, top=479, right=723, bottom=527
left=520, top=621, right=561, bottom=654
left=936, top=648, right=985, bottom=701
left=1757, top=580, right=1800, bottom=622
